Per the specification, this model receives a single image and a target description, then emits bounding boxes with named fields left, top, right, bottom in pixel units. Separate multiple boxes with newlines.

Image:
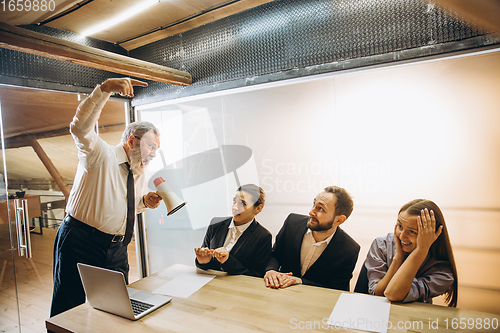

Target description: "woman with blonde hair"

left=362, top=199, right=458, bottom=307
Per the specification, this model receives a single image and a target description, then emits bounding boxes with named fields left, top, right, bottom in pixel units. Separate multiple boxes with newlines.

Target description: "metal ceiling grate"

left=0, top=0, right=497, bottom=98
left=129, top=0, right=496, bottom=105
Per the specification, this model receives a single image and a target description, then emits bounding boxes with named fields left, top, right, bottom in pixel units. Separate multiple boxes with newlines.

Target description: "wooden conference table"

left=47, top=265, right=499, bottom=333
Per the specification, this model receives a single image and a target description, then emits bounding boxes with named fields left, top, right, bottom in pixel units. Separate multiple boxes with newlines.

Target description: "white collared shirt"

left=223, top=219, right=253, bottom=252
left=300, top=228, right=335, bottom=277
left=65, top=85, right=147, bottom=235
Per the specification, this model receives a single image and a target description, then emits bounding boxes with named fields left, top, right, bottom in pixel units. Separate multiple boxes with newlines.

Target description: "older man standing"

left=264, top=186, right=360, bottom=291
left=50, top=78, right=163, bottom=317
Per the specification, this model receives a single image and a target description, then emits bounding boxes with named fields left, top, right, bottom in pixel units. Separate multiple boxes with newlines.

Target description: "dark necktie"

left=123, top=162, right=135, bottom=246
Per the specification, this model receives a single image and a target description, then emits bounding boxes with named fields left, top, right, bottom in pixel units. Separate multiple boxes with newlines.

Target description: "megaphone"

left=153, top=177, right=187, bottom=215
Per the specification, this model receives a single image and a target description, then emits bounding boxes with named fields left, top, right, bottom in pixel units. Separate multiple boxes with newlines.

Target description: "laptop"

left=77, top=263, right=172, bottom=320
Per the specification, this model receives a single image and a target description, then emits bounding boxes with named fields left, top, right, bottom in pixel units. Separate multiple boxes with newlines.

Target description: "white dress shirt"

left=223, top=219, right=253, bottom=252
left=65, top=85, right=147, bottom=235
left=300, top=228, right=335, bottom=277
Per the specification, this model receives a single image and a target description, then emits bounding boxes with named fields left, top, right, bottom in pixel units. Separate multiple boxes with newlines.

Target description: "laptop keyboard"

left=131, top=299, right=155, bottom=316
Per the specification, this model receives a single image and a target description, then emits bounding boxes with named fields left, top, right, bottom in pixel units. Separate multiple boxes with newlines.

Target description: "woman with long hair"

left=363, top=199, right=458, bottom=307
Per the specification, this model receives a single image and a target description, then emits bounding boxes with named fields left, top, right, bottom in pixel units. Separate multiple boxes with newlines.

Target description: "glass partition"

left=137, top=51, right=500, bottom=315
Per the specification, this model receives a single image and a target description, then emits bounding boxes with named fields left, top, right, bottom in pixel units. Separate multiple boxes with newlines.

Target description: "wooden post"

left=30, top=140, right=71, bottom=200
left=0, top=22, right=192, bottom=86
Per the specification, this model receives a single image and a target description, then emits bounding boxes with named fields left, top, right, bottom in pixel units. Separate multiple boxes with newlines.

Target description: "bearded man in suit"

left=264, top=186, right=360, bottom=291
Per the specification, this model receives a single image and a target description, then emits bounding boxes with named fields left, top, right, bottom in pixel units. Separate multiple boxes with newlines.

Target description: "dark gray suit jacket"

left=265, top=213, right=360, bottom=291
left=195, top=217, right=272, bottom=277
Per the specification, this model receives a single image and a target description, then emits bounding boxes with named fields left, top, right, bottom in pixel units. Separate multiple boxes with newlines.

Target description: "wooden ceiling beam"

left=0, top=22, right=192, bottom=86
left=4, top=123, right=125, bottom=149
left=120, top=0, right=273, bottom=50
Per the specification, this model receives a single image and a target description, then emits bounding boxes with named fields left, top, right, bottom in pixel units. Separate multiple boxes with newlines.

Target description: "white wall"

left=139, top=50, right=500, bottom=314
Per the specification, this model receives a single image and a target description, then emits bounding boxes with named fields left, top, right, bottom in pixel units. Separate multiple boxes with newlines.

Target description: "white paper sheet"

left=153, top=272, right=215, bottom=298
left=327, top=293, right=391, bottom=333
left=157, top=264, right=199, bottom=279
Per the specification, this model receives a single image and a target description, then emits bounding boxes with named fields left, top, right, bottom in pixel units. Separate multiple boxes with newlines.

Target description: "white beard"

left=129, top=146, right=145, bottom=175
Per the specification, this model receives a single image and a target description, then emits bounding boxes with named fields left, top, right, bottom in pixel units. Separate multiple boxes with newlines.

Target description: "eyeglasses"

left=134, top=135, right=158, bottom=153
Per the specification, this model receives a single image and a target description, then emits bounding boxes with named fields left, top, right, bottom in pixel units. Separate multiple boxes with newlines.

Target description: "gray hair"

left=121, top=121, right=160, bottom=144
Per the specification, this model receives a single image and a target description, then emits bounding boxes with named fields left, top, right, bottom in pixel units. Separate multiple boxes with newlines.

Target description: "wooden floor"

left=0, top=226, right=138, bottom=333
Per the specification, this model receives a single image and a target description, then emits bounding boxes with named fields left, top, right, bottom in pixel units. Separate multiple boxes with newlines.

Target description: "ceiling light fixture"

left=80, top=0, right=160, bottom=37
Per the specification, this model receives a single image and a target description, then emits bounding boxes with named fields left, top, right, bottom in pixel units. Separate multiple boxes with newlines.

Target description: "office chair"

left=354, top=262, right=369, bottom=294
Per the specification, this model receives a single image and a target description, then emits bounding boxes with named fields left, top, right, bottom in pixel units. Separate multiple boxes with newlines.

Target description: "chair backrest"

left=354, top=262, right=369, bottom=294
